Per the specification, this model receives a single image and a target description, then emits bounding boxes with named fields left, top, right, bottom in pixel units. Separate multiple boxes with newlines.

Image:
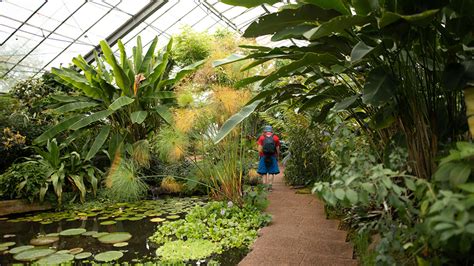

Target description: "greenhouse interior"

left=0, top=0, right=473, bottom=265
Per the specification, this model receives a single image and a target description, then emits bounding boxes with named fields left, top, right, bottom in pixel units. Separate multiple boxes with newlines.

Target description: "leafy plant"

left=150, top=201, right=271, bottom=256
left=172, top=26, right=212, bottom=67
left=37, top=36, right=204, bottom=166
left=156, top=239, right=220, bottom=262
left=104, top=159, right=148, bottom=202
left=0, top=161, right=50, bottom=202
left=243, top=184, right=269, bottom=211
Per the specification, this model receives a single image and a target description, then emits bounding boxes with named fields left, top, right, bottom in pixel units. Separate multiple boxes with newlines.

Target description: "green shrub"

left=172, top=26, right=212, bottom=67
left=0, top=161, right=50, bottom=202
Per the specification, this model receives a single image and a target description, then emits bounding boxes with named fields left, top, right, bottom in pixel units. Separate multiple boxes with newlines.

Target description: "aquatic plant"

left=150, top=201, right=271, bottom=261
left=156, top=239, right=220, bottom=262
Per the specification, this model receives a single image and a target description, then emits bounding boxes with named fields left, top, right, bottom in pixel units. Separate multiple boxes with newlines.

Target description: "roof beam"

left=83, top=0, right=168, bottom=64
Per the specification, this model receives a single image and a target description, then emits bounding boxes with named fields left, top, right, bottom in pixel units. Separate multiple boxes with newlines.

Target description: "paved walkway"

left=239, top=170, right=358, bottom=266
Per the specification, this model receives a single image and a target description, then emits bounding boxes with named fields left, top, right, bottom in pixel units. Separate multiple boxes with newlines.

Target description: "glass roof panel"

left=0, top=0, right=277, bottom=92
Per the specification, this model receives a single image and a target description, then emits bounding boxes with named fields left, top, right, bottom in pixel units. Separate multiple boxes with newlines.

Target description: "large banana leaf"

left=54, top=101, right=99, bottom=114
left=300, top=0, right=350, bottom=15
left=304, top=15, right=372, bottom=40
left=243, top=5, right=339, bottom=38
left=70, top=110, right=114, bottom=131
left=213, top=100, right=263, bottom=143
left=34, top=115, right=83, bottom=144
left=85, top=125, right=111, bottom=161
left=52, top=68, right=102, bottom=99
left=100, top=40, right=131, bottom=94
left=139, top=37, right=158, bottom=73
left=109, top=96, right=135, bottom=111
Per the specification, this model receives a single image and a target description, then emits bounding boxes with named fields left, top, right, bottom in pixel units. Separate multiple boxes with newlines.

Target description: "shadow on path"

left=239, top=167, right=358, bottom=266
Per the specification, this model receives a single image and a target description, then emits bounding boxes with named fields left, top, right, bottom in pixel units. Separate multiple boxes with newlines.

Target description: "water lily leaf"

left=56, top=250, right=70, bottom=254
left=37, top=253, right=74, bottom=264
left=166, top=215, right=180, bottom=220
left=13, top=248, right=56, bottom=261
left=0, top=242, right=15, bottom=248
left=127, top=216, right=144, bottom=221
left=94, top=251, right=124, bottom=262
left=75, top=252, right=92, bottom=260
left=30, top=236, right=59, bottom=246
left=9, top=245, right=34, bottom=254
left=0, top=246, right=8, bottom=252
left=100, top=221, right=117, bottom=225
left=92, top=232, right=109, bottom=238
left=113, top=242, right=129, bottom=247
left=98, top=232, right=132, bottom=244
left=3, top=234, right=15, bottom=238
left=69, top=247, right=84, bottom=255
left=82, top=231, right=98, bottom=236
left=59, top=228, right=87, bottom=236
left=150, top=217, right=166, bottom=223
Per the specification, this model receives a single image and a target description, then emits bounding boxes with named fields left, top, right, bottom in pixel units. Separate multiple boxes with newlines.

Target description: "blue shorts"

left=257, top=156, right=280, bottom=175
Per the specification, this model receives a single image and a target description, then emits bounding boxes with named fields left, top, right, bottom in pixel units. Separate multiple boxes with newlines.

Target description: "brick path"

left=239, top=170, right=358, bottom=266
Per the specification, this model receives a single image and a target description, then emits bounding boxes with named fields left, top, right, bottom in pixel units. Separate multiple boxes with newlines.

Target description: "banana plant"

left=35, top=36, right=204, bottom=162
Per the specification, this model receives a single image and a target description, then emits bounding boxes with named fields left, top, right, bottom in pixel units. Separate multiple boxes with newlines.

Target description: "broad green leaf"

left=99, top=40, right=131, bottom=94
left=39, top=184, right=48, bottom=202
left=235, top=75, right=267, bottom=88
left=34, top=115, right=82, bottom=144
left=109, top=96, right=135, bottom=111
left=155, top=106, right=173, bottom=125
left=131, top=111, right=148, bottom=124
left=86, top=168, right=98, bottom=196
left=346, top=189, right=358, bottom=204
left=458, top=183, right=474, bottom=193
left=334, top=188, right=345, bottom=200
left=352, top=0, right=379, bottom=15
left=404, top=178, right=417, bottom=191
left=434, top=162, right=456, bottom=182
left=52, top=68, right=102, bottom=99
left=214, top=100, right=263, bottom=143
left=133, top=36, right=143, bottom=73
left=271, top=24, right=316, bottom=41
left=350, top=41, right=375, bottom=62
left=70, top=110, right=114, bottom=131
left=51, top=94, right=90, bottom=103
left=362, top=67, right=395, bottom=106
left=304, top=15, right=372, bottom=40
left=54, top=101, right=99, bottom=114
left=378, top=9, right=439, bottom=28
left=85, top=125, right=111, bottom=161
left=160, top=60, right=205, bottom=87
left=219, top=0, right=279, bottom=8
left=333, top=95, right=359, bottom=111
left=301, top=0, right=350, bottom=15
left=262, top=53, right=340, bottom=86
left=139, top=37, right=158, bottom=73
left=212, top=54, right=246, bottom=68
left=244, top=5, right=339, bottom=38
left=449, top=163, right=471, bottom=186
left=70, top=175, right=86, bottom=203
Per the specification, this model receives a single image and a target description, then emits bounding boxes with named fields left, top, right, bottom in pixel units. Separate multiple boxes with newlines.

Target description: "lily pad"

left=56, top=250, right=70, bottom=254
left=92, top=232, right=109, bottom=238
left=69, top=247, right=83, bottom=254
left=0, top=217, right=8, bottom=221
left=3, top=234, right=16, bottom=238
left=113, top=242, right=128, bottom=247
left=45, top=233, right=59, bottom=237
left=30, top=236, right=59, bottom=246
left=40, top=221, right=53, bottom=225
left=166, top=215, right=180, bottom=220
left=9, top=245, right=34, bottom=254
left=100, top=220, right=116, bottom=225
left=127, top=216, right=144, bottom=221
left=98, top=232, right=132, bottom=244
left=0, top=241, right=15, bottom=248
left=82, top=231, right=98, bottom=236
left=13, top=248, right=56, bottom=261
left=59, top=228, right=87, bottom=236
left=94, top=250, right=123, bottom=262
left=150, top=217, right=166, bottom=223
left=36, top=253, right=74, bottom=264
left=75, top=252, right=92, bottom=260
left=115, top=217, right=128, bottom=221
left=0, top=246, right=8, bottom=252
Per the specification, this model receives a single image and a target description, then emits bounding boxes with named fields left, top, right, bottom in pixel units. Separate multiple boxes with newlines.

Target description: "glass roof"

left=0, top=0, right=278, bottom=92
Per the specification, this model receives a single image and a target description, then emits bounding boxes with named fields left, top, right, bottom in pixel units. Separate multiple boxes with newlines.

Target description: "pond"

left=0, top=198, right=247, bottom=265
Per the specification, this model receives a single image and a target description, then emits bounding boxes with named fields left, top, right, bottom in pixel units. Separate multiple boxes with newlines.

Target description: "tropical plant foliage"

left=37, top=36, right=204, bottom=165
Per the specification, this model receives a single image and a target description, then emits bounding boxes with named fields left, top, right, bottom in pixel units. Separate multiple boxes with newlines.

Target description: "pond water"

left=0, top=198, right=247, bottom=265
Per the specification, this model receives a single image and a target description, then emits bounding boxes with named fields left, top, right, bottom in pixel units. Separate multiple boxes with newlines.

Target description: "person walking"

left=257, top=125, right=280, bottom=191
